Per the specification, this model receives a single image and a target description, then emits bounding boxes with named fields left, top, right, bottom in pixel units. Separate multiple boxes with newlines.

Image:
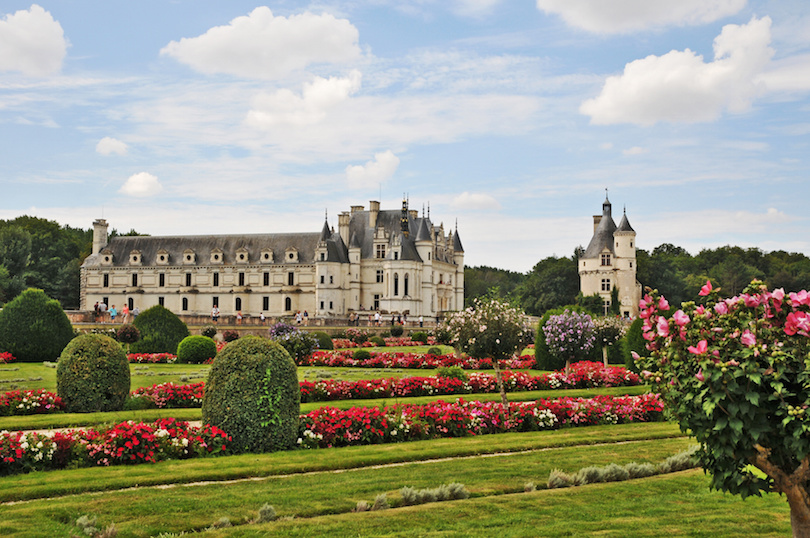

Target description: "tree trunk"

left=786, top=485, right=810, bottom=538
left=492, top=360, right=508, bottom=407
left=602, top=345, right=608, bottom=366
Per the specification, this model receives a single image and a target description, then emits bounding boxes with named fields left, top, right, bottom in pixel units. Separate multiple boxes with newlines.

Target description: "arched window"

left=182, top=297, right=188, bottom=311
left=127, top=298, right=134, bottom=310
left=285, top=297, right=292, bottom=311
left=235, top=297, right=242, bottom=311
left=394, top=273, right=399, bottom=296
left=404, top=274, right=409, bottom=296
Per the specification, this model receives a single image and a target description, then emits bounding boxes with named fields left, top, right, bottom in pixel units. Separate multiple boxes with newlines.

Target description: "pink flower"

left=631, top=351, right=640, bottom=361
left=785, top=311, right=810, bottom=336
left=740, top=330, right=756, bottom=347
left=714, top=302, right=728, bottom=315
left=658, top=297, right=670, bottom=311
left=695, top=369, right=705, bottom=382
left=688, top=340, right=708, bottom=355
left=656, top=316, right=670, bottom=337
left=772, top=288, right=785, bottom=302
left=699, top=280, right=712, bottom=296
left=789, top=290, right=810, bottom=307
left=672, top=310, right=690, bottom=327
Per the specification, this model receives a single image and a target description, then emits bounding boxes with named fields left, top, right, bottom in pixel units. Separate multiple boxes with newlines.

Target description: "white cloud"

left=160, top=7, right=361, bottom=79
left=623, top=146, right=647, bottom=155
left=0, top=4, right=67, bottom=76
left=580, top=16, right=774, bottom=125
left=119, top=172, right=163, bottom=197
left=450, top=192, right=502, bottom=211
left=96, top=137, right=128, bottom=156
left=535, top=0, right=746, bottom=34
left=246, top=71, right=362, bottom=128
left=345, top=150, right=400, bottom=190
left=453, top=0, right=503, bottom=17
left=758, top=53, right=810, bottom=93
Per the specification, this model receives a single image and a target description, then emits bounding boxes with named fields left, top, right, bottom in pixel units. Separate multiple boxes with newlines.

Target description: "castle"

left=578, top=194, right=641, bottom=317
left=80, top=200, right=464, bottom=322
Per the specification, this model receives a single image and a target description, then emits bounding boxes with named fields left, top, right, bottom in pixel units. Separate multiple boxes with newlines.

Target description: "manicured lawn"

left=0, top=424, right=696, bottom=537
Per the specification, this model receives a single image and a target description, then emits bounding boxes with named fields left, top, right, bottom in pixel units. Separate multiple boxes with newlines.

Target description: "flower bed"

left=127, top=353, right=178, bottom=364
left=300, top=350, right=535, bottom=370
left=0, top=389, right=65, bottom=416
left=0, top=418, right=231, bottom=475
left=0, top=352, right=16, bottom=364
left=298, top=393, right=664, bottom=448
left=332, top=336, right=437, bottom=349
left=131, top=382, right=205, bottom=408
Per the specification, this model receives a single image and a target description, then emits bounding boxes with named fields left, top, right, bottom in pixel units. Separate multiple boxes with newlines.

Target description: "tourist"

left=132, top=306, right=140, bottom=319
left=260, top=312, right=266, bottom=324
left=295, top=311, right=302, bottom=324
left=98, top=301, right=107, bottom=323
left=236, top=310, right=243, bottom=325
left=93, top=301, right=99, bottom=322
left=211, top=306, right=220, bottom=324
left=109, top=305, right=117, bottom=323
left=122, top=304, right=130, bottom=324
left=303, top=310, right=309, bottom=325
left=419, top=315, right=424, bottom=328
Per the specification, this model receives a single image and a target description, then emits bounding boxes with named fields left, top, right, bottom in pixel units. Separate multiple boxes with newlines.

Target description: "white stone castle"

left=80, top=200, right=464, bottom=321
left=578, top=193, right=641, bottom=317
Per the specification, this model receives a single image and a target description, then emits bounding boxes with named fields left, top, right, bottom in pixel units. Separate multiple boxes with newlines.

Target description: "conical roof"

left=452, top=230, right=464, bottom=253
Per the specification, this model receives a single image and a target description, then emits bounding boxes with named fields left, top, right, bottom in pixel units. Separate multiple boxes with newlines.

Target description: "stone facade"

left=80, top=200, right=464, bottom=322
left=578, top=194, right=641, bottom=317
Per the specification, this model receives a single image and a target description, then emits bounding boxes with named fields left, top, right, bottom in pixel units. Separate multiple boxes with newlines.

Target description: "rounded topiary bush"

left=202, top=336, right=300, bottom=453
left=130, top=305, right=190, bottom=354
left=57, top=333, right=130, bottom=413
left=0, top=288, right=74, bottom=362
left=427, top=346, right=443, bottom=356
left=390, top=325, right=404, bottom=337
left=411, top=331, right=428, bottom=344
left=177, top=335, right=217, bottom=364
left=201, top=325, right=217, bottom=338
left=369, top=335, right=385, bottom=347
left=312, top=331, right=333, bottom=350
left=353, top=349, right=371, bottom=361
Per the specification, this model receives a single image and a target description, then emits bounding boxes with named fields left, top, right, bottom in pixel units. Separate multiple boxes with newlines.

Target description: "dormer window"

left=156, top=249, right=170, bottom=265
left=210, top=248, right=223, bottom=264
left=100, top=249, right=113, bottom=266
left=601, top=254, right=611, bottom=266
left=183, top=249, right=196, bottom=265
left=261, top=248, right=273, bottom=263
left=129, top=250, right=142, bottom=266
left=236, top=247, right=249, bottom=264
left=375, top=244, right=386, bottom=259
left=285, top=247, right=298, bottom=263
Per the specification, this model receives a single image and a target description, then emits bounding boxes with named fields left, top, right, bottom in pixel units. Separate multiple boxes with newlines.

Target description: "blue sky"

left=1, top=1, right=808, bottom=271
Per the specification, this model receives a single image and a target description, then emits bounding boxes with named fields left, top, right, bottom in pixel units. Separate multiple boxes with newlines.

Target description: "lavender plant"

left=542, top=310, right=596, bottom=371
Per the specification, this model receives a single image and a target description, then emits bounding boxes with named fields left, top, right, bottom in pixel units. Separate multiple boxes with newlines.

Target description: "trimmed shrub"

left=273, top=330, right=318, bottom=361
left=222, top=330, right=240, bottom=343
left=390, top=325, right=404, bottom=337
left=547, top=468, right=573, bottom=489
left=411, top=331, right=428, bottom=344
left=622, top=317, right=646, bottom=372
left=369, top=335, right=385, bottom=347
left=201, top=325, right=217, bottom=338
left=202, top=336, right=300, bottom=453
left=353, top=349, right=371, bottom=361
left=312, top=331, right=333, bottom=350
left=436, top=365, right=467, bottom=381
left=177, top=335, right=217, bottom=364
left=427, top=346, right=443, bottom=356
left=625, top=462, right=658, bottom=479
left=601, top=463, right=630, bottom=482
left=116, top=324, right=140, bottom=347
left=57, top=333, right=130, bottom=413
left=130, top=305, right=189, bottom=354
left=0, top=288, right=74, bottom=362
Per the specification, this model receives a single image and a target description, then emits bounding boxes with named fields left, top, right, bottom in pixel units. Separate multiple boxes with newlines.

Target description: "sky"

left=1, top=1, right=809, bottom=272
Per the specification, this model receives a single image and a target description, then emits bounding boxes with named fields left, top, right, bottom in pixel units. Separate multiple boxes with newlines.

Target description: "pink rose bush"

left=298, top=393, right=664, bottom=448
left=0, top=418, right=231, bottom=476
left=637, top=279, right=810, bottom=534
left=127, top=353, right=178, bottom=364
left=299, top=350, right=535, bottom=370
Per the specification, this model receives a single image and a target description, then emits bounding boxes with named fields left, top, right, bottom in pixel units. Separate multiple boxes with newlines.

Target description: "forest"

left=2, top=215, right=809, bottom=314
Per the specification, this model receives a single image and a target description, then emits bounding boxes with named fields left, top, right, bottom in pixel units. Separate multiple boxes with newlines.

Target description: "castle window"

left=263, top=297, right=269, bottom=310
left=182, top=298, right=188, bottom=311
left=375, top=244, right=386, bottom=258
left=132, top=273, right=138, bottom=287
left=373, top=294, right=380, bottom=310
left=320, top=301, right=324, bottom=309
left=320, top=275, right=325, bottom=284
left=404, top=274, right=409, bottom=296
left=212, top=297, right=219, bottom=307
left=330, top=275, right=334, bottom=284
left=601, top=278, right=611, bottom=292
left=329, top=301, right=333, bottom=309
left=238, top=272, right=245, bottom=286
left=288, top=272, right=294, bottom=286
left=103, top=274, right=109, bottom=288
left=285, top=297, right=292, bottom=311
left=376, top=270, right=384, bottom=283
left=213, top=272, right=219, bottom=287
left=158, top=297, right=164, bottom=307
left=320, top=253, right=325, bottom=261
left=159, top=273, right=165, bottom=287
left=394, top=251, right=399, bottom=261
left=601, top=254, right=611, bottom=266
left=185, top=273, right=192, bottom=287
left=127, top=298, right=134, bottom=310
left=235, top=297, right=242, bottom=311
left=394, top=273, right=399, bottom=296
left=263, top=272, right=270, bottom=286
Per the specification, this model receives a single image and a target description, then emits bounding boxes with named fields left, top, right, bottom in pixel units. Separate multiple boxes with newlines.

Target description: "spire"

left=617, top=206, right=635, bottom=232
left=401, top=196, right=410, bottom=238
left=415, top=218, right=431, bottom=242
left=320, top=219, right=331, bottom=241
left=452, top=228, right=464, bottom=253
left=602, top=189, right=612, bottom=218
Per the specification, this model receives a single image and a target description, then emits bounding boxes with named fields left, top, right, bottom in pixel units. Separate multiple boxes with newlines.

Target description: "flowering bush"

left=0, top=352, right=16, bottom=364
left=345, top=327, right=370, bottom=344
left=0, top=419, right=231, bottom=475
left=131, top=382, right=205, bottom=408
left=637, top=280, right=810, bottom=535
left=543, top=310, right=596, bottom=370
left=127, top=353, right=177, bottom=364
left=593, top=316, right=629, bottom=365
left=298, top=394, right=663, bottom=448
left=0, top=389, right=65, bottom=416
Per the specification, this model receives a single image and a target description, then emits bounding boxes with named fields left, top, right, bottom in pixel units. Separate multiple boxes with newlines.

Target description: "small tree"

left=542, top=310, right=596, bottom=371
left=637, top=280, right=810, bottom=537
left=441, top=298, right=531, bottom=405
left=116, top=324, right=140, bottom=353
left=593, top=316, right=626, bottom=366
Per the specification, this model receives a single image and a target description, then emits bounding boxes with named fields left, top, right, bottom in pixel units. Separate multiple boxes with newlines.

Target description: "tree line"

left=0, top=216, right=142, bottom=309
left=466, top=244, right=810, bottom=315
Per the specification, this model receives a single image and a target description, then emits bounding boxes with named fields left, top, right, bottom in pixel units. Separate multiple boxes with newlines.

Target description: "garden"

left=0, top=289, right=802, bottom=536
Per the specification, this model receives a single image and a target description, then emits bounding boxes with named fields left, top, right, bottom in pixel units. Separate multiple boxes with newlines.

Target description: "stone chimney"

left=351, top=205, right=364, bottom=214
left=338, top=211, right=350, bottom=245
left=369, top=200, right=380, bottom=229
left=92, top=219, right=109, bottom=255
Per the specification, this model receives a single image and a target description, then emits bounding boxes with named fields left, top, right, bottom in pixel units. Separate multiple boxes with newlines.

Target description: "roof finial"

left=427, top=202, right=430, bottom=219
left=605, top=187, right=609, bottom=201
left=325, top=208, right=328, bottom=221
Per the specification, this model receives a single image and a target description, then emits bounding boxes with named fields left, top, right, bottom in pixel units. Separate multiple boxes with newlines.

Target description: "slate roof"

left=583, top=198, right=617, bottom=258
